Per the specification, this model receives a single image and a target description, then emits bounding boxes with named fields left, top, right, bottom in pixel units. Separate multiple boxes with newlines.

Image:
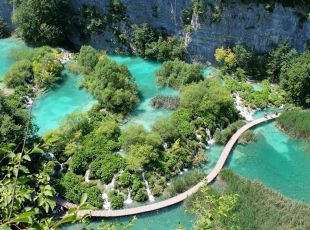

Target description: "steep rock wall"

left=69, top=0, right=310, bottom=62
left=0, top=0, right=13, bottom=28
left=0, top=0, right=309, bottom=62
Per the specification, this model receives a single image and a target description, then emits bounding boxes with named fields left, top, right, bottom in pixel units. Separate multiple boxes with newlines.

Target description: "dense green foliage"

left=280, top=51, right=310, bottom=107
left=4, top=46, right=63, bottom=91
left=13, top=0, right=70, bottom=46
left=179, top=79, right=239, bottom=131
left=224, top=77, right=285, bottom=108
left=0, top=17, right=10, bottom=38
left=78, top=46, right=139, bottom=114
left=131, top=24, right=186, bottom=61
left=156, top=60, right=204, bottom=89
left=0, top=92, right=30, bottom=146
left=277, top=110, right=310, bottom=140
left=267, top=40, right=298, bottom=83
left=57, top=172, right=102, bottom=208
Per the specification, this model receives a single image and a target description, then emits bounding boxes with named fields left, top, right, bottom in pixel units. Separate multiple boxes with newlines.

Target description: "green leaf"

left=23, top=154, right=31, bottom=161
left=80, top=193, right=88, bottom=206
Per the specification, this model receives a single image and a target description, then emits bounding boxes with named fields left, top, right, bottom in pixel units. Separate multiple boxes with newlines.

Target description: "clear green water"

left=32, top=70, right=96, bottom=135
left=109, top=55, right=178, bottom=130
left=0, top=38, right=25, bottom=80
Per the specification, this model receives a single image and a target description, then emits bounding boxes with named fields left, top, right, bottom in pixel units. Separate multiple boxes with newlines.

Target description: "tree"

left=13, top=0, right=70, bottom=46
left=131, top=24, right=157, bottom=56
left=156, top=60, right=204, bottom=89
left=214, top=47, right=236, bottom=72
left=83, top=57, right=139, bottom=114
left=127, top=144, right=159, bottom=172
left=120, top=125, right=162, bottom=151
left=280, top=51, right=310, bottom=107
left=267, top=40, right=298, bottom=83
left=145, top=36, right=186, bottom=61
left=77, top=45, right=100, bottom=75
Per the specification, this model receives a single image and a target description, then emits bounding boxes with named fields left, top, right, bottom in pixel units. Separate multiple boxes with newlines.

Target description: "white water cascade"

left=84, top=167, right=90, bottom=182
left=124, top=188, right=133, bottom=205
left=233, top=92, right=254, bottom=121
left=102, top=177, right=115, bottom=210
left=205, top=128, right=215, bottom=145
left=142, top=173, right=155, bottom=202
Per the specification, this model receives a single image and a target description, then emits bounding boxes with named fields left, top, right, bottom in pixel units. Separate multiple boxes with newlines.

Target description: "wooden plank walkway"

left=56, top=114, right=280, bottom=217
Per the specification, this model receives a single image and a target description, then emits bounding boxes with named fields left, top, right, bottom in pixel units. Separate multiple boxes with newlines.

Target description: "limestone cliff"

left=70, top=0, right=310, bottom=62
left=1, top=0, right=309, bottom=63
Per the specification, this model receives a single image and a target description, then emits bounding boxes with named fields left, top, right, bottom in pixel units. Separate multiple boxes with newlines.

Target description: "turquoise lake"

left=0, top=39, right=309, bottom=230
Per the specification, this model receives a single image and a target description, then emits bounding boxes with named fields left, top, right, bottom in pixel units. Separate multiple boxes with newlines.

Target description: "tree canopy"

left=13, top=0, right=70, bottom=46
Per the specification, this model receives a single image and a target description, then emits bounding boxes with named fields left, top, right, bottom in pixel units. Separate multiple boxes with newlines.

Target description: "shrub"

left=168, top=171, right=205, bottom=196
left=109, top=191, right=124, bottom=209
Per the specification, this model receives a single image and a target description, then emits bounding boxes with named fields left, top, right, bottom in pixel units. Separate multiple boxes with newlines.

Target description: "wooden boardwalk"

left=57, top=114, right=280, bottom=217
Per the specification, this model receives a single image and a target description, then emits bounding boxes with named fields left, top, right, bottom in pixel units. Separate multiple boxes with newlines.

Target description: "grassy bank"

left=277, top=110, right=310, bottom=140
left=186, top=169, right=310, bottom=229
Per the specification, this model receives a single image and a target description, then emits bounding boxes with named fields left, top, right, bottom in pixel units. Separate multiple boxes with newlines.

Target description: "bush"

left=168, top=171, right=205, bottom=196
left=90, top=154, right=124, bottom=184
left=131, top=178, right=148, bottom=202
left=109, top=191, right=124, bottom=209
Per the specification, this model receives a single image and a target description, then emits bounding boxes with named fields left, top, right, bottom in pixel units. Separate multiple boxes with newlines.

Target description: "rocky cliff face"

left=70, top=0, right=310, bottom=62
left=1, top=0, right=309, bottom=63
left=0, top=0, right=13, bottom=28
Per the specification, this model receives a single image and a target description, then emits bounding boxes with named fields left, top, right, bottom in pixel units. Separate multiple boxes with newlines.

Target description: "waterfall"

left=84, top=167, right=90, bottom=182
left=124, top=188, right=133, bottom=205
left=24, top=96, right=33, bottom=108
left=142, top=173, right=155, bottom=202
left=234, top=93, right=254, bottom=121
left=102, top=177, right=115, bottom=210
left=59, top=163, right=64, bottom=174
left=205, top=128, right=215, bottom=145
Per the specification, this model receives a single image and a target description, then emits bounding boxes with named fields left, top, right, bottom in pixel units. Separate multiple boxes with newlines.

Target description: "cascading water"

left=233, top=92, right=254, bottom=121
left=124, top=188, right=133, bottom=205
left=205, top=128, right=215, bottom=145
left=84, top=167, right=90, bottom=182
left=102, top=177, right=115, bottom=209
left=142, top=173, right=155, bottom=202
